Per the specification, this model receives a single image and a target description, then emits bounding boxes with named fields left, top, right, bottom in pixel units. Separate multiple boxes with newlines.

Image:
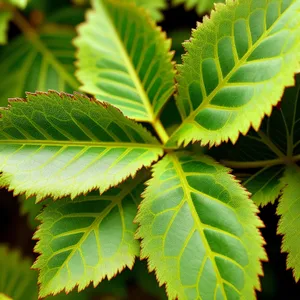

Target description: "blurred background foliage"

left=0, top=0, right=299, bottom=299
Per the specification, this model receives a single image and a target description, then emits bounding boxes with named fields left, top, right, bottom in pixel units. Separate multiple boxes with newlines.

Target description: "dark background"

left=1, top=1, right=299, bottom=299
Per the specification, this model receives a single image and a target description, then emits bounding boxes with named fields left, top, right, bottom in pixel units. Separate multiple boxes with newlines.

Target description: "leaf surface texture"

left=0, top=91, right=163, bottom=200
left=277, top=166, right=300, bottom=282
left=136, top=152, right=266, bottom=299
left=168, top=0, right=300, bottom=147
left=75, top=0, right=175, bottom=122
left=34, top=177, right=144, bottom=297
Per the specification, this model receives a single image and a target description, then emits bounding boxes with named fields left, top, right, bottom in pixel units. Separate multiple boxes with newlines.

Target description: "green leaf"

left=0, top=245, right=38, bottom=299
left=214, top=74, right=300, bottom=206
left=3, top=0, right=28, bottom=9
left=0, top=91, right=163, bottom=201
left=277, top=166, right=300, bottom=282
left=0, top=11, right=12, bottom=45
left=0, top=27, right=79, bottom=106
left=19, top=196, right=46, bottom=229
left=172, top=0, right=225, bottom=16
left=131, top=0, right=167, bottom=22
left=33, top=175, right=145, bottom=298
left=0, top=294, right=11, bottom=300
left=75, top=0, right=175, bottom=122
left=167, top=0, right=300, bottom=147
left=136, top=152, right=266, bottom=300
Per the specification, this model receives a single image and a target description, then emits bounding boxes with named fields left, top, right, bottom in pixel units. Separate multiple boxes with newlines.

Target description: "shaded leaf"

left=0, top=91, right=163, bottom=201
left=0, top=10, right=12, bottom=45
left=19, top=196, right=47, bottom=229
left=172, top=0, right=225, bottom=16
left=33, top=176, right=145, bottom=298
left=277, top=166, right=300, bottom=282
left=167, top=0, right=300, bottom=147
left=132, top=0, right=167, bottom=22
left=136, top=152, right=266, bottom=300
left=214, top=74, right=300, bottom=206
left=75, top=0, right=175, bottom=122
left=0, top=245, right=38, bottom=299
left=0, top=27, right=79, bottom=106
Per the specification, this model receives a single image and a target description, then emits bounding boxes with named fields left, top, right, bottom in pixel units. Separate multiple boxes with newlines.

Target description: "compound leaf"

left=33, top=176, right=145, bottom=298
left=75, top=0, right=175, bottom=122
left=0, top=91, right=163, bottom=201
left=0, top=245, right=38, bottom=299
left=277, top=166, right=300, bottom=282
left=0, top=27, right=79, bottom=106
left=136, top=152, right=266, bottom=300
left=214, top=74, right=300, bottom=206
left=0, top=10, right=12, bottom=45
left=167, top=0, right=300, bottom=147
left=172, top=0, right=225, bottom=16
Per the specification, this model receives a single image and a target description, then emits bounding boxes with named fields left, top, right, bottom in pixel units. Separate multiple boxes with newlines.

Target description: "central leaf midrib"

left=43, top=177, right=141, bottom=291
left=169, top=153, right=228, bottom=299
left=171, top=1, right=294, bottom=138
left=100, top=1, right=155, bottom=122
left=0, top=139, right=162, bottom=149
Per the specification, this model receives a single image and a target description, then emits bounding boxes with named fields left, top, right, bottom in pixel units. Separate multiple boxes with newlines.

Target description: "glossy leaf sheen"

left=136, top=152, right=266, bottom=300
left=75, top=0, right=174, bottom=122
left=277, top=167, right=300, bottom=282
left=0, top=91, right=163, bottom=201
left=0, top=246, right=38, bottom=299
left=168, top=0, right=300, bottom=147
left=33, top=177, right=144, bottom=298
left=0, top=28, right=79, bottom=106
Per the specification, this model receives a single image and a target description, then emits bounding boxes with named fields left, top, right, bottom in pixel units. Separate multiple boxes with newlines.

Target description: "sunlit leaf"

left=75, top=0, right=175, bottom=122
left=136, top=152, right=266, bottom=299
left=277, top=166, right=300, bottom=282
left=33, top=176, right=145, bottom=298
left=167, top=0, right=300, bottom=147
left=0, top=91, right=163, bottom=201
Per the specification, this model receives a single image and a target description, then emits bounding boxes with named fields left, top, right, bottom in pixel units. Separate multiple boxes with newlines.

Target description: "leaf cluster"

left=0, top=0, right=299, bottom=299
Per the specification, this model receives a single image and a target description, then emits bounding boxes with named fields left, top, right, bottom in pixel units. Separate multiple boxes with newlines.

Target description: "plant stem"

left=257, top=130, right=285, bottom=158
left=222, top=153, right=300, bottom=169
left=153, top=119, right=169, bottom=144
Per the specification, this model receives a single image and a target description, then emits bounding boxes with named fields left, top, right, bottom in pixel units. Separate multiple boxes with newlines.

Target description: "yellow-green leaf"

left=75, top=0, right=175, bottom=122
left=0, top=91, right=163, bottom=201
left=167, top=0, right=300, bottom=147
left=33, top=176, right=145, bottom=298
left=277, top=166, right=300, bottom=282
left=136, top=152, right=266, bottom=300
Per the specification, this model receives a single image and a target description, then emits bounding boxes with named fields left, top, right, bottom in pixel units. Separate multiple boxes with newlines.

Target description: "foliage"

left=0, top=0, right=299, bottom=299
